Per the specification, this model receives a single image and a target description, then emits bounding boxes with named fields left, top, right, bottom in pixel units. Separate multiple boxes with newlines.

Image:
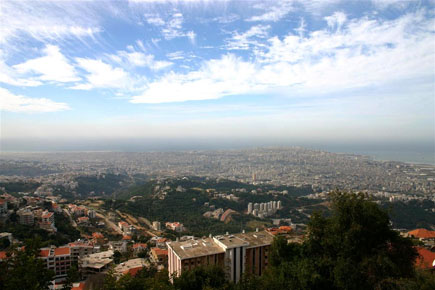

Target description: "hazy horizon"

left=1, top=0, right=434, bottom=163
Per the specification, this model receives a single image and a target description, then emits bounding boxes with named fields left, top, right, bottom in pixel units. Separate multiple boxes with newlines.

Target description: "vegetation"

left=0, top=238, right=54, bottom=290
left=1, top=213, right=80, bottom=247
left=2, top=192, right=434, bottom=289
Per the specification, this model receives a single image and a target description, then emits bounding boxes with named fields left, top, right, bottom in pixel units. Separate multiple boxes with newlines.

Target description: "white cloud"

left=109, top=48, right=173, bottom=70
left=131, top=54, right=260, bottom=103
left=247, top=0, right=294, bottom=22
left=144, top=13, right=165, bottom=26
left=160, top=12, right=196, bottom=41
left=13, top=45, right=80, bottom=83
left=131, top=9, right=434, bottom=103
left=226, top=25, right=270, bottom=50
left=325, top=11, right=347, bottom=30
left=0, top=1, right=102, bottom=46
left=0, top=88, right=70, bottom=113
left=73, top=58, right=132, bottom=90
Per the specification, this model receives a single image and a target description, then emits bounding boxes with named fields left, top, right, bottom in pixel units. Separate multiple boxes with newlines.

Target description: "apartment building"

left=79, top=250, right=114, bottom=279
left=68, top=242, right=96, bottom=263
left=17, top=208, right=34, bottom=226
left=167, top=230, right=273, bottom=283
left=40, top=246, right=71, bottom=281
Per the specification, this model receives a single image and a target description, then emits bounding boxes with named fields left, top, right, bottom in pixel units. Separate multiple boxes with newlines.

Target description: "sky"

left=0, top=0, right=434, bottom=153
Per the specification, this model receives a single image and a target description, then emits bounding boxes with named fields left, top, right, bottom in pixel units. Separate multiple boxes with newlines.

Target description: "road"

left=96, top=212, right=123, bottom=235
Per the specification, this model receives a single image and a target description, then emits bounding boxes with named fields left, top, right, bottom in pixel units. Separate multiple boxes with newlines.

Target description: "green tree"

left=264, top=192, right=419, bottom=290
left=0, top=238, right=54, bottom=290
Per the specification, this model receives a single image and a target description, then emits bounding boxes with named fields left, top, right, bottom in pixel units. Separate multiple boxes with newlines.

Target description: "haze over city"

left=1, top=0, right=434, bottom=164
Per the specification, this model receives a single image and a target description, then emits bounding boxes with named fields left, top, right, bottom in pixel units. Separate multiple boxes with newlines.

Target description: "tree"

left=264, top=191, right=419, bottom=290
left=0, top=238, right=54, bottom=290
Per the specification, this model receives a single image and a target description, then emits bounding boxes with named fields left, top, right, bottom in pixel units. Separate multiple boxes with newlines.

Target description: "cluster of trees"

left=2, top=212, right=80, bottom=247
left=1, top=192, right=434, bottom=289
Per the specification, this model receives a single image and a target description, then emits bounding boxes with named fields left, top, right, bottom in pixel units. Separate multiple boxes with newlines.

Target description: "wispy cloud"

left=13, top=45, right=80, bottom=83
left=72, top=58, right=132, bottom=90
left=247, top=0, right=294, bottom=22
left=0, top=0, right=102, bottom=48
left=131, top=9, right=434, bottom=103
left=225, top=25, right=270, bottom=50
left=0, top=88, right=70, bottom=113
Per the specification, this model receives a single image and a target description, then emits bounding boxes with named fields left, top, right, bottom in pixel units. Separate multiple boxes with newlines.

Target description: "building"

left=79, top=250, right=114, bottom=279
left=114, top=258, right=148, bottom=278
left=40, top=211, right=57, bottom=232
left=408, top=229, right=435, bottom=241
left=40, top=246, right=72, bottom=281
left=0, top=199, right=7, bottom=215
left=166, top=222, right=184, bottom=232
left=132, top=243, right=148, bottom=255
left=415, top=247, right=435, bottom=269
left=150, top=247, right=168, bottom=264
left=68, top=242, right=96, bottom=263
left=17, top=208, right=34, bottom=226
left=153, top=221, right=161, bottom=231
left=247, top=203, right=253, bottom=214
left=167, top=230, right=274, bottom=283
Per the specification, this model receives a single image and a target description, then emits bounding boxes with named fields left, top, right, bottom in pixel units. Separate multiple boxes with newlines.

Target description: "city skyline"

left=1, top=0, right=434, bottom=153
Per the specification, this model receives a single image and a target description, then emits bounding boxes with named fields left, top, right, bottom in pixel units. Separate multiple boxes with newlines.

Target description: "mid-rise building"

left=40, top=246, right=71, bottom=281
left=0, top=199, right=7, bottom=215
left=79, top=250, right=114, bottom=279
left=153, top=221, right=161, bottom=231
left=68, top=242, right=96, bottom=263
left=17, top=208, right=34, bottom=226
left=167, top=230, right=273, bottom=283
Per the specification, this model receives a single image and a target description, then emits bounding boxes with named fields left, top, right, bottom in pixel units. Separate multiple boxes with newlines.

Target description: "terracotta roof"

left=151, top=247, right=168, bottom=257
left=123, top=266, right=143, bottom=277
left=42, top=212, right=54, bottom=218
left=71, top=282, right=85, bottom=290
left=54, top=247, right=70, bottom=256
left=122, top=235, right=132, bottom=240
left=92, top=232, right=104, bottom=239
left=408, top=228, right=435, bottom=239
left=157, top=238, right=168, bottom=243
left=0, top=251, right=7, bottom=259
left=415, top=247, right=435, bottom=269
left=133, top=243, right=147, bottom=249
left=40, top=249, right=50, bottom=257
left=0, top=199, right=6, bottom=205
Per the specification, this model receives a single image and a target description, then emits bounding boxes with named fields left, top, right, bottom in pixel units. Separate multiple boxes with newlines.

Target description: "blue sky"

left=0, top=0, right=434, bottom=150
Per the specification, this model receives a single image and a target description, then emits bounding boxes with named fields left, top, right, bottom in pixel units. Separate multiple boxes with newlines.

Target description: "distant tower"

left=252, top=173, right=257, bottom=182
left=247, top=202, right=253, bottom=214
left=277, top=201, right=282, bottom=209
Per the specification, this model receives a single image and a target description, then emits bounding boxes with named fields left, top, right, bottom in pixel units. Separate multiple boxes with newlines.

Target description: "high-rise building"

left=247, top=203, right=253, bottom=214
left=167, top=230, right=273, bottom=283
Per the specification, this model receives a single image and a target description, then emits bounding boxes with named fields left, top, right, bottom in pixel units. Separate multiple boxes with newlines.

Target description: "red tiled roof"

left=408, top=228, right=435, bottom=239
left=123, top=266, right=143, bottom=277
left=54, top=247, right=70, bottom=256
left=157, top=238, right=167, bottom=243
left=133, top=243, right=147, bottom=249
left=151, top=247, right=168, bottom=257
left=92, top=232, right=104, bottom=239
left=71, top=282, right=85, bottom=290
left=0, top=199, right=6, bottom=205
left=42, top=212, right=54, bottom=218
left=122, top=235, right=132, bottom=240
left=40, top=249, right=50, bottom=257
left=415, top=247, right=435, bottom=269
left=0, top=251, right=7, bottom=259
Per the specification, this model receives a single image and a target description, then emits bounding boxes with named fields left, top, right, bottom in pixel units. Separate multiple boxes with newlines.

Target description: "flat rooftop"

left=169, top=231, right=274, bottom=259
left=234, top=231, right=274, bottom=248
left=168, top=237, right=225, bottom=260
left=80, top=250, right=113, bottom=269
left=114, top=258, right=148, bottom=274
